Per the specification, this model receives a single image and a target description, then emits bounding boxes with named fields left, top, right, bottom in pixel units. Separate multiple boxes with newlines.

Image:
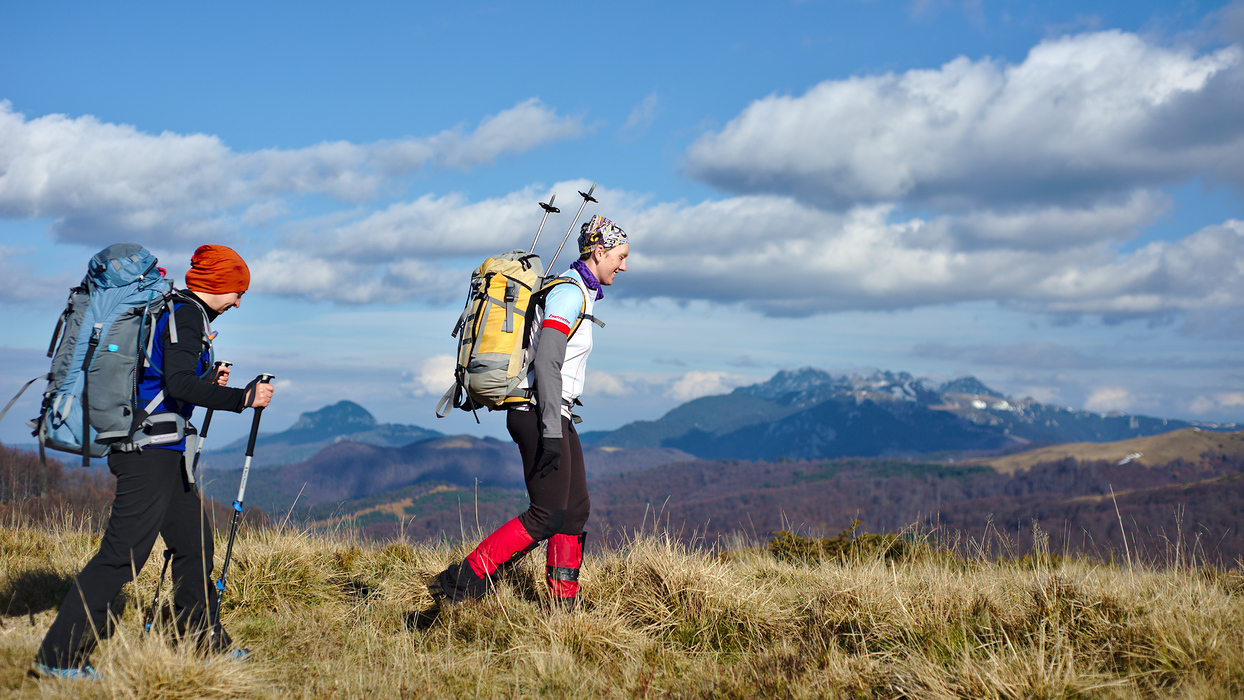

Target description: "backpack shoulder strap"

left=165, top=290, right=215, bottom=353
left=536, top=276, right=604, bottom=338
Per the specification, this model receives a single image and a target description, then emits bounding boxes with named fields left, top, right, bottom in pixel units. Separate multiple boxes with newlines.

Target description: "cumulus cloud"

left=409, top=354, right=456, bottom=397
left=248, top=174, right=1244, bottom=315
left=1083, top=386, right=1139, bottom=413
left=1188, top=392, right=1244, bottom=414
left=666, top=370, right=753, bottom=402
left=251, top=180, right=643, bottom=302
left=685, top=31, right=1244, bottom=210
left=623, top=196, right=1244, bottom=317
left=0, top=99, right=586, bottom=244
left=248, top=247, right=465, bottom=304
left=585, top=371, right=631, bottom=397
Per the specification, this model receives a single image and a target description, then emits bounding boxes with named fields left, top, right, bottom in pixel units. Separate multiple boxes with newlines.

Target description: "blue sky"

left=2, top=0, right=1243, bottom=448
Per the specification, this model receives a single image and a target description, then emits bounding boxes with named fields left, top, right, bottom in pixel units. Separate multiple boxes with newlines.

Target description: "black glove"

left=535, top=437, right=563, bottom=478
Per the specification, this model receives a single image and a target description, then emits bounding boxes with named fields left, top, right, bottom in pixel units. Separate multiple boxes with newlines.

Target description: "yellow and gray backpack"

left=435, top=251, right=601, bottom=420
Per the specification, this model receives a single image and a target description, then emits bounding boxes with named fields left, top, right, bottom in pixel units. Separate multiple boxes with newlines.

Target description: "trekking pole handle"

left=547, top=181, right=597, bottom=273
left=210, top=359, right=232, bottom=381
left=198, top=362, right=231, bottom=439
left=245, top=374, right=275, bottom=457
left=528, top=192, right=559, bottom=253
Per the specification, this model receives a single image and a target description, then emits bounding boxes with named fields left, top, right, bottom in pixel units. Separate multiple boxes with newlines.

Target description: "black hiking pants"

left=36, top=448, right=227, bottom=668
left=509, top=409, right=590, bottom=539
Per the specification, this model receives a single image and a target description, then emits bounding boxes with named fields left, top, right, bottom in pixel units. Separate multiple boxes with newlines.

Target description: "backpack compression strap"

left=0, top=374, right=49, bottom=425
left=79, top=324, right=104, bottom=466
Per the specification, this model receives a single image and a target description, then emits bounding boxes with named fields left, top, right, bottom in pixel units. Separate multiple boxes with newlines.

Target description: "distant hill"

left=582, top=368, right=1237, bottom=460
left=586, top=430, right=1244, bottom=561
left=200, top=431, right=693, bottom=516
left=971, top=428, right=1244, bottom=474
left=193, top=415, right=1244, bottom=563
left=199, top=400, right=443, bottom=470
left=201, top=434, right=520, bottom=515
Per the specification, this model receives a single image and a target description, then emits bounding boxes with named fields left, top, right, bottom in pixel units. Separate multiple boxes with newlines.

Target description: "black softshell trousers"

left=36, top=448, right=226, bottom=668
left=510, top=409, right=590, bottom=539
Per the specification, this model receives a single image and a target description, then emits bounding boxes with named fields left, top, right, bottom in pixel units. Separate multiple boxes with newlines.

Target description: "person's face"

left=593, top=243, right=629, bottom=285
left=209, top=292, right=243, bottom=314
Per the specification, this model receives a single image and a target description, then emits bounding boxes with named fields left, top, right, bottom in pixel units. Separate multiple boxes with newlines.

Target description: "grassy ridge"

left=973, top=428, right=1244, bottom=474
left=3, top=515, right=1243, bottom=698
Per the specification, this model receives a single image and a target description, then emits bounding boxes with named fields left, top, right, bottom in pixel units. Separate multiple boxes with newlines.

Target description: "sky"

left=2, top=0, right=1243, bottom=448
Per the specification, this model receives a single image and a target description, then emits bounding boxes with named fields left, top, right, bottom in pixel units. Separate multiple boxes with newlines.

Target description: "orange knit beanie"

left=184, top=245, right=250, bottom=294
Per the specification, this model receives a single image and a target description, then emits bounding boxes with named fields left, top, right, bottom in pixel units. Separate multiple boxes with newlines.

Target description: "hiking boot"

left=29, top=662, right=103, bottom=681
left=549, top=596, right=578, bottom=613
left=205, top=648, right=251, bottom=664
left=431, top=562, right=490, bottom=604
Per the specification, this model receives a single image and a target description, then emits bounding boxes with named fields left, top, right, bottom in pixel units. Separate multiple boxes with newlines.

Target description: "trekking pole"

left=143, top=549, right=172, bottom=633
left=187, top=361, right=231, bottom=484
left=527, top=193, right=559, bottom=253
left=546, top=182, right=597, bottom=274
left=210, top=373, right=274, bottom=629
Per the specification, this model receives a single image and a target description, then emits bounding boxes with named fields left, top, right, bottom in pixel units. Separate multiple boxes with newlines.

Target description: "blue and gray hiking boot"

left=205, top=648, right=251, bottom=664
left=29, top=662, right=103, bottom=681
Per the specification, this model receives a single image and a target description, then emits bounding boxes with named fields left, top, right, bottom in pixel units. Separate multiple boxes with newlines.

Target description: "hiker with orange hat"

left=33, top=245, right=275, bottom=680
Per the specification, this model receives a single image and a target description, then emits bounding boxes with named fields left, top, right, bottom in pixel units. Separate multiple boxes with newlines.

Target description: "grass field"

left=2, top=513, right=1243, bottom=699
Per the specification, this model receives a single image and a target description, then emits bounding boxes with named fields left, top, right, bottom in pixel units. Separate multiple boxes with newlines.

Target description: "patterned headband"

left=577, top=215, right=628, bottom=255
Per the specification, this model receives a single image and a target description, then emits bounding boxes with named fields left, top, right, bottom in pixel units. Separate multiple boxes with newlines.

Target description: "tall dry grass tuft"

left=2, top=514, right=1243, bottom=698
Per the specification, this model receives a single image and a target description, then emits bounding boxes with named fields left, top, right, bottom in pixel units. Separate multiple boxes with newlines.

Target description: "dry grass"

left=971, top=428, right=1244, bottom=474
left=2, top=513, right=1243, bottom=699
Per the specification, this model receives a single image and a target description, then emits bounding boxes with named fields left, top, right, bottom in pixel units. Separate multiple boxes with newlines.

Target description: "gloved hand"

left=536, top=437, right=563, bottom=477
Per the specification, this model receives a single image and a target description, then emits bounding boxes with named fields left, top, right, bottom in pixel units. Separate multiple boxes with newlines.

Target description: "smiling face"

left=590, top=242, right=629, bottom=286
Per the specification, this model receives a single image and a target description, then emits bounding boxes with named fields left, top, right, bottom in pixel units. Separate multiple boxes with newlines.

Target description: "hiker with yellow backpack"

left=432, top=207, right=629, bottom=610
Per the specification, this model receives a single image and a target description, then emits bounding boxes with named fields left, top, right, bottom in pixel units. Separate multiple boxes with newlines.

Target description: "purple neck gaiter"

left=571, top=260, right=604, bottom=300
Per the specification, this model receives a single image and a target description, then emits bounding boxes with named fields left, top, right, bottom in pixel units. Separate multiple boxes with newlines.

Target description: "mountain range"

left=199, top=400, right=443, bottom=471
left=193, top=368, right=1240, bottom=544
left=198, top=401, right=692, bottom=514
left=580, top=368, right=1235, bottom=460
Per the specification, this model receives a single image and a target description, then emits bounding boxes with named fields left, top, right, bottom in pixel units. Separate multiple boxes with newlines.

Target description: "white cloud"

left=666, top=370, right=752, bottom=402
left=0, top=99, right=587, bottom=244
left=1012, top=384, right=1064, bottom=405
left=246, top=175, right=1244, bottom=315
left=249, top=247, right=465, bottom=305
left=624, top=196, right=1244, bottom=317
left=410, top=354, right=456, bottom=397
left=1082, top=385, right=1163, bottom=413
left=585, top=370, right=630, bottom=397
left=685, top=31, right=1244, bottom=209
left=621, top=93, right=660, bottom=134
left=1188, top=392, right=1244, bottom=414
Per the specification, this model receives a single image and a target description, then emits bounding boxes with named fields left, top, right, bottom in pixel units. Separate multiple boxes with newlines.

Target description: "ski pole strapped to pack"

left=435, top=185, right=605, bottom=421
